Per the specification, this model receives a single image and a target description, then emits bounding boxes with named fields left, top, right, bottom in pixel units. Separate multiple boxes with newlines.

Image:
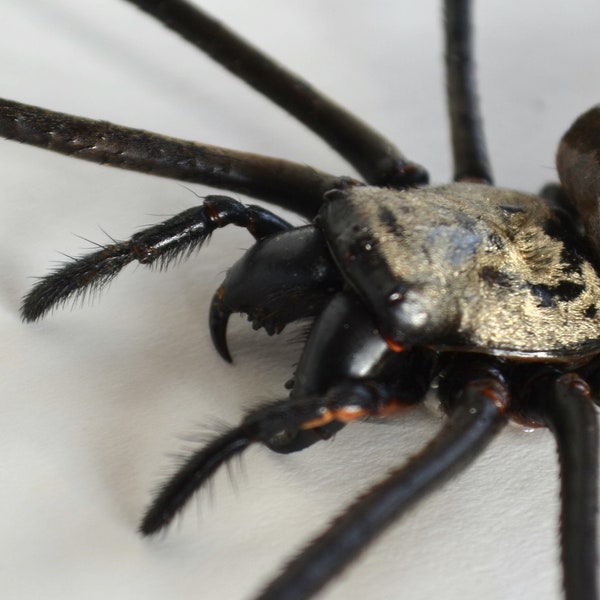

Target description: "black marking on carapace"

left=486, top=232, right=506, bottom=252
left=479, top=266, right=513, bottom=288
left=529, top=280, right=586, bottom=308
left=543, top=217, right=589, bottom=277
left=560, top=246, right=585, bottom=276
left=530, top=284, right=555, bottom=309
left=377, top=206, right=403, bottom=235
left=499, top=204, right=526, bottom=215
left=585, top=304, right=598, bottom=319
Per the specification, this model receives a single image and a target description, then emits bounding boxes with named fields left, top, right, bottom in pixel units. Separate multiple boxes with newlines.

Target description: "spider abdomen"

left=321, top=183, right=600, bottom=359
left=557, top=105, right=600, bottom=257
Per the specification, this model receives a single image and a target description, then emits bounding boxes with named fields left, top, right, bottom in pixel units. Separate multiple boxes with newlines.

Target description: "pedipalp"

left=21, top=195, right=292, bottom=322
left=140, top=377, right=419, bottom=538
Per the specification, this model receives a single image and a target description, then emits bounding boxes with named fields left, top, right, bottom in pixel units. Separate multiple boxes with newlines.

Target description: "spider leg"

left=266, top=293, right=434, bottom=454
left=141, top=293, right=433, bottom=535
left=215, top=292, right=425, bottom=457
left=21, top=195, right=292, bottom=322
left=0, top=98, right=355, bottom=219
left=254, top=355, right=508, bottom=600
left=124, top=0, right=428, bottom=189
left=521, top=369, right=598, bottom=600
left=140, top=378, right=417, bottom=537
left=444, top=0, right=493, bottom=184
left=209, top=226, right=343, bottom=362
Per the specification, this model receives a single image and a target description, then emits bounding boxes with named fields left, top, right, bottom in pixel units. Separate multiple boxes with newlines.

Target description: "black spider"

left=4, top=2, right=599, bottom=600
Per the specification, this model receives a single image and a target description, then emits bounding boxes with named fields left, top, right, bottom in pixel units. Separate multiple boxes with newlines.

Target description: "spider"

left=2, top=1, right=596, bottom=600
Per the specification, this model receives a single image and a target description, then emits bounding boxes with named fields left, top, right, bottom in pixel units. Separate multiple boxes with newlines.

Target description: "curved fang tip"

left=209, top=289, right=233, bottom=362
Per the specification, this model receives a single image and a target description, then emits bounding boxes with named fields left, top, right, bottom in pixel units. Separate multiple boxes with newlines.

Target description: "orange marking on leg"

left=299, top=399, right=413, bottom=432
left=300, top=406, right=370, bottom=430
left=300, top=410, right=335, bottom=430
left=333, top=407, right=370, bottom=422
left=475, top=381, right=510, bottom=415
left=384, top=337, right=406, bottom=353
left=376, top=400, right=408, bottom=417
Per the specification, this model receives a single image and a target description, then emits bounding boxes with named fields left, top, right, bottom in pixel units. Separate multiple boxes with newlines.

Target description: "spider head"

left=321, top=182, right=600, bottom=360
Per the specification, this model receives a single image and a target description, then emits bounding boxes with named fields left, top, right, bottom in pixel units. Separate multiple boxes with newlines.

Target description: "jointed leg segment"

left=140, top=378, right=415, bottom=537
left=255, top=365, right=509, bottom=600
left=126, top=0, right=428, bottom=189
left=0, top=98, right=353, bottom=218
left=21, top=196, right=292, bottom=322
left=519, top=370, right=599, bottom=600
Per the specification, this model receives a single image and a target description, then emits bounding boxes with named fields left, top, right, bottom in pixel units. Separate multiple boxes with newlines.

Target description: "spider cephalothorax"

left=4, top=1, right=599, bottom=600
left=320, top=183, right=600, bottom=357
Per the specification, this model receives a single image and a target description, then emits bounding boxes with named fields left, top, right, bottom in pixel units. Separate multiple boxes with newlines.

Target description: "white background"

left=1, top=1, right=600, bottom=599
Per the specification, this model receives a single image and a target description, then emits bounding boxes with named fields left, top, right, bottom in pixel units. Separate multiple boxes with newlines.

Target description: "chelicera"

left=4, top=1, right=600, bottom=599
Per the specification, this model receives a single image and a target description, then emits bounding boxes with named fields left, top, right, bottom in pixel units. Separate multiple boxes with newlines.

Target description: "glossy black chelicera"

left=4, top=2, right=600, bottom=600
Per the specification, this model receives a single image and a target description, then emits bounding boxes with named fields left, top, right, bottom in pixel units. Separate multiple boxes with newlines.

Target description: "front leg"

left=140, top=293, right=432, bottom=534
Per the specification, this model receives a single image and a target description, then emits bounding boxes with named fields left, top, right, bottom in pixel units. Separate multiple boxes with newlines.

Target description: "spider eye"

left=387, top=285, right=408, bottom=304
left=384, top=289, right=430, bottom=337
